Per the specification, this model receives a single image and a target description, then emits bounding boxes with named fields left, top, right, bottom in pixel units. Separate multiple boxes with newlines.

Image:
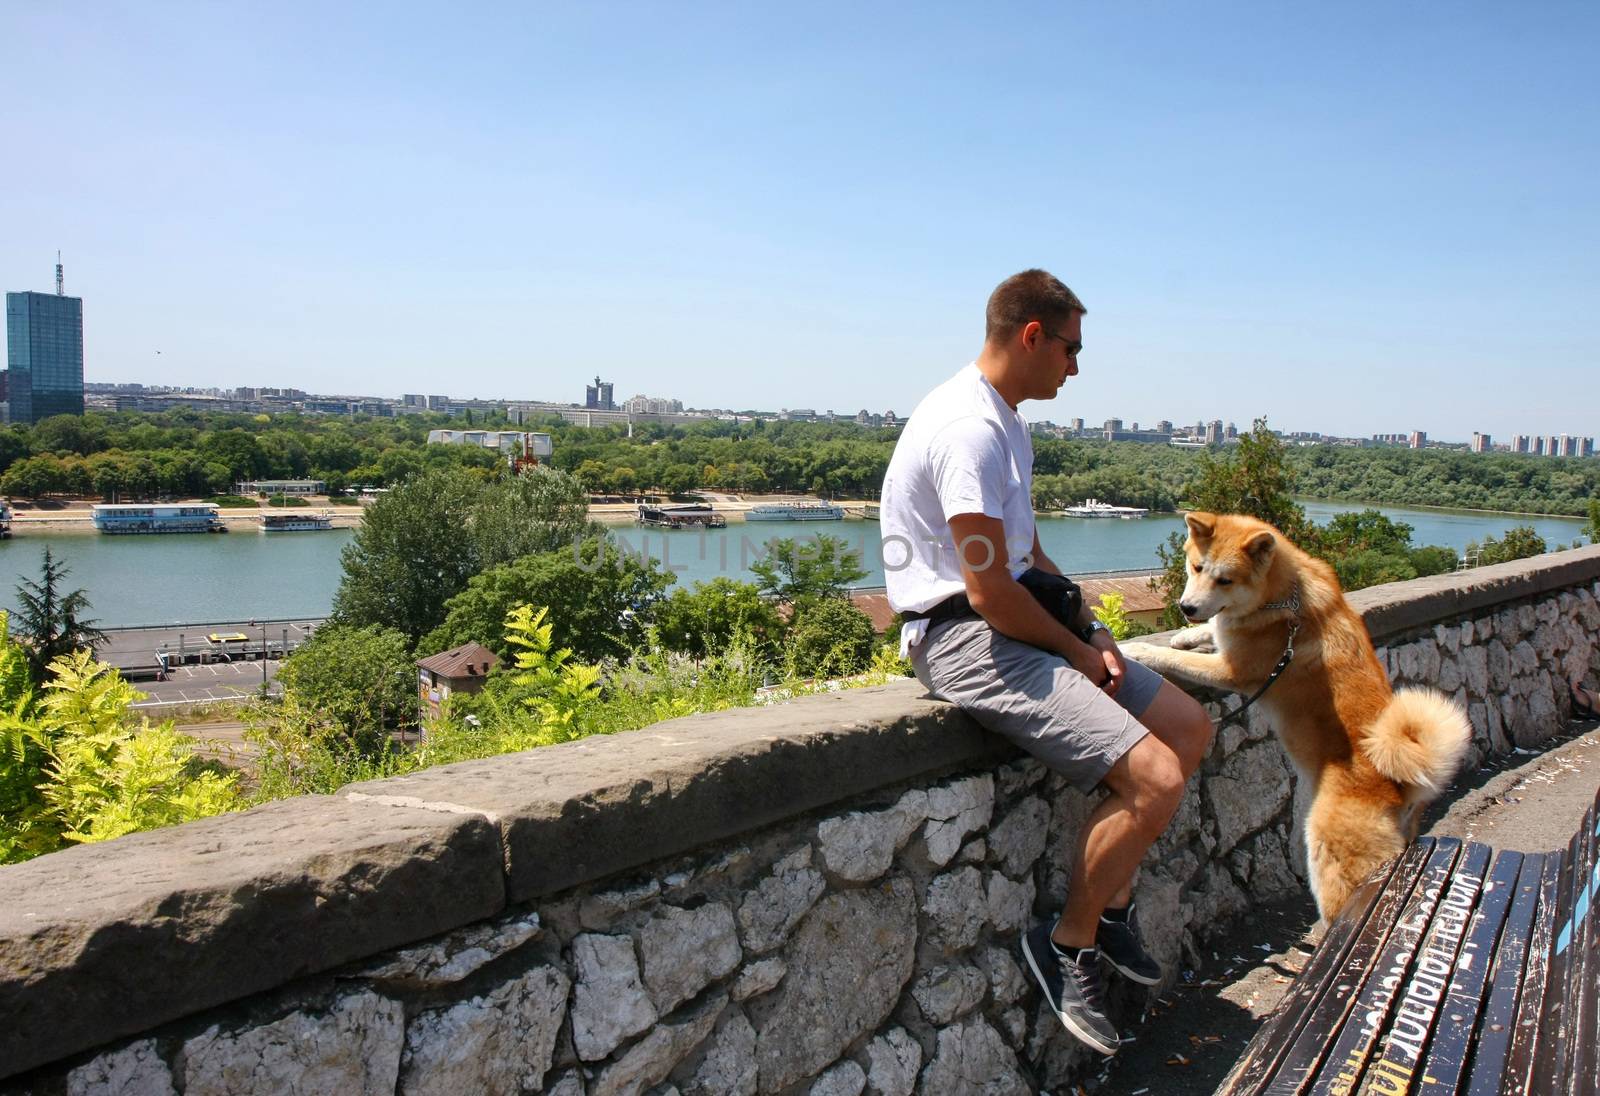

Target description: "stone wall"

left=4, top=547, right=1598, bottom=1095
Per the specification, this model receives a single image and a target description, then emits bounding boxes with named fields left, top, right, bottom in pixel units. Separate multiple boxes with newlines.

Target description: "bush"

left=1469, top=525, right=1547, bottom=567
left=273, top=624, right=418, bottom=750
left=653, top=578, right=785, bottom=663
left=207, top=495, right=259, bottom=508
left=1, top=647, right=241, bottom=862
left=786, top=598, right=877, bottom=679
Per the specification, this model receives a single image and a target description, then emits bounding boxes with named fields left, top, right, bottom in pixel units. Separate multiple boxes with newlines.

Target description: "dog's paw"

left=1120, top=641, right=1160, bottom=663
left=1170, top=625, right=1215, bottom=652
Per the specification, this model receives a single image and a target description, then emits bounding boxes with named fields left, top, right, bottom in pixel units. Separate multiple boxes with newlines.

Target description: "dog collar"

left=1259, top=584, right=1301, bottom=618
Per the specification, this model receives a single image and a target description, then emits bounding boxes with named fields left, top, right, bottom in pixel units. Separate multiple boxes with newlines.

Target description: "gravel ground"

left=1065, top=715, right=1600, bottom=1096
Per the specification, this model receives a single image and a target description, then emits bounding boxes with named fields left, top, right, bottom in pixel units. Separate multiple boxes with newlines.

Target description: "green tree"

left=749, top=534, right=868, bottom=603
left=420, top=540, right=674, bottom=663
left=785, top=598, right=877, bottom=679
left=274, top=624, right=418, bottom=750
left=1586, top=498, right=1600, bottom=544
left=331, top=469, right=485, bottom=641
left=471, top=466, right=599, bottom=565
left=12, top=549, right=108, bottom=684
left=653, top=578, right=785, bottom=662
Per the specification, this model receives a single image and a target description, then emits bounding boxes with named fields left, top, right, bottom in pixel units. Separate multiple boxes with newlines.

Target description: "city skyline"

left=3, top=5, right=1596, bottom=440
left=72, top=369, right=1587, bottom=451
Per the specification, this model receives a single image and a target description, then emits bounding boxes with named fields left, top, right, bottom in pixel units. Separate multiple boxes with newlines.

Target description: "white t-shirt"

left=881, top=363, right=1036, bottom=653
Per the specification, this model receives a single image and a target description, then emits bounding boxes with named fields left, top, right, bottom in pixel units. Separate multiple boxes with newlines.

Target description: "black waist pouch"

left=1016, top=567, right=1085, bottom=630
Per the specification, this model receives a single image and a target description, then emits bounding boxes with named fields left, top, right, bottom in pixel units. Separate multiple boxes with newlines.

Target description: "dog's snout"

left=1179, top=602, right=1199, bottom=620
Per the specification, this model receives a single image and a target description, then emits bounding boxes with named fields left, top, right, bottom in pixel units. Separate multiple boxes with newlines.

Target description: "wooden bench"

left=1217, top=786, right=1600, bottom=1094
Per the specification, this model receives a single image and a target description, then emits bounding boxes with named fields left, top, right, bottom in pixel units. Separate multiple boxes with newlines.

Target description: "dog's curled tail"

left=1363, top=687, right=1473, bottom=800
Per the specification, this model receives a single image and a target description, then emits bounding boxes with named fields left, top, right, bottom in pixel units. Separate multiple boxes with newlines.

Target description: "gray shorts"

left=911, top=618, right=1166, bottom=792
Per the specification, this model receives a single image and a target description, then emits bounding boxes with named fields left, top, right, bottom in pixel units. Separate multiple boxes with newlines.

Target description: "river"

left=0, top=502, right=1587, bottom=627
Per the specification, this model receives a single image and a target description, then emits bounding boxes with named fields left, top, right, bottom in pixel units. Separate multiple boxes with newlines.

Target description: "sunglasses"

left=1044, top=331, right=1082, bottom=356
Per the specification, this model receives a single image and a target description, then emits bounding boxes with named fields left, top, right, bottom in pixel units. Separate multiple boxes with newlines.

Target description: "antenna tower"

left=55, top=252, right=64, bottom=296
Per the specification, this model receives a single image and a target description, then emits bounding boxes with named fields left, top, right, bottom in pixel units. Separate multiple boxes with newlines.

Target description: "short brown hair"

left=984, top=269, right=1086, bottom=343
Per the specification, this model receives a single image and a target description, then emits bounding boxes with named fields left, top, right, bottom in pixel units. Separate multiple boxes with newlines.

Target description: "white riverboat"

left=92, top=503, right=228, bottom=534
left=745, top=501, right=846, bottom=522
left=260, top=511, right=335, bottom=532
left=1060, top=498, right=1149, bottom=519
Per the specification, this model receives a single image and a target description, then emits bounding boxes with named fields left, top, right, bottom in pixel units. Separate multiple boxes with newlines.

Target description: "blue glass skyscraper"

left=5, top=289, right=84, bottom=423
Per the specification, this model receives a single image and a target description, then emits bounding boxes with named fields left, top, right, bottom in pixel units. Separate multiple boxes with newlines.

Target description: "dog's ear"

left=1245, top=530, right=1276, bottom=560
left=1184, top=512, right=1216, bottom=542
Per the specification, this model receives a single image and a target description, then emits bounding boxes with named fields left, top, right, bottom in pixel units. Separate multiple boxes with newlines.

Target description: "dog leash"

left=1215, top=585, right=1301, bottom=729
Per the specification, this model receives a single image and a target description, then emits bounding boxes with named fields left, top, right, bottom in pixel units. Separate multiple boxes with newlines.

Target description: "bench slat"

left=1580, top=809, right=1600, bottom=1096
left=1357, top=842, right=1491, bottom=1095
left=1257, top=841, right=1442, bottom=1095
left=1215, top=844, right=1426, bottom=1096
left=1527, top=814, right=1586, bottom=1094
left=1500, top=849, right=1564, bottom=1094
left=1308, top=839, right=1464, bottom=1095
left=1398, top=843, right=1507, bottom=1094
left=1462, top=851, right=1545, bottom=1096
left=1558, top=801, right=1598, bottom=1095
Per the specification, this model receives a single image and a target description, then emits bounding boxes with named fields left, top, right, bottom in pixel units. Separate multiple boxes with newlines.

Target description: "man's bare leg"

left=1053, top=682, right=1213, bottom=946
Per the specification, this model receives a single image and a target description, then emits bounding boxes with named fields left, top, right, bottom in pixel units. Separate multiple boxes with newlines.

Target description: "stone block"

left=911, top=962, right=988, bottom=1025
left=684, top=1008, right=757, bottom=1096
left=978, top=945, right=1027, bottom=1009
left=916, top=1018, right=1030, bottom=1095
left=753, top=880, right=916, bottom=1092
left=923, top=775, right=996, bottom=867
left=591, top=993, right=723, bottom=1096
left=571, top=933, right=657, bottom=1061
left=1461, top=645, right=1489, bottom=697
left=398, top=965, right=569, bottom=1094
left=1436, top=657, right=1462, bottom=695
left=730, top=956, right=786, bottom=1002
left=639, top=903, right=742, bottom=1015
left=579, top=879, right=662, bottom=930
left=809, top=1061, right=866, bottom=1096
left=181, top=991, right=403, bottom=1096
left=738, top=846, right=826, bottom=955
left=864, top=1028, right=921, bottom=1096
left=985, top=796, right=1049, bottom=878
left=354, top=912, right=542, bottom=989
left=816, top=790, right=927, bottom=883
left=0, top=796, right=503, bottom=1080
left=985, top=872, right=1035, bottom=935
left=1203, top=742, right=1292, bottom=855
left=922, top=867, right=986, bottom=953
left=340, top=680, right=1009, bottom=903
left=67, top=1040, right=175, bottom=1096
left=1488, top=641, right=1512, bottom=691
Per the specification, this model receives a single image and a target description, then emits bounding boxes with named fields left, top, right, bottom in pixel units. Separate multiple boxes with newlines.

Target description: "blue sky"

left=4, top=2, right=1596, bottom=440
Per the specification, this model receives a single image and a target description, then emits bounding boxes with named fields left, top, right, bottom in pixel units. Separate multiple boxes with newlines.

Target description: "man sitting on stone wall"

left=879, top=269, right=1213, bottom=1056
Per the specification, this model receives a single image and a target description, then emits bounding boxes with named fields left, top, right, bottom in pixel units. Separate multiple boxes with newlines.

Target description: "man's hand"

left=1063, top=631, right=1122, bottom=695
left=1093, top=630, right=1126, bottom=697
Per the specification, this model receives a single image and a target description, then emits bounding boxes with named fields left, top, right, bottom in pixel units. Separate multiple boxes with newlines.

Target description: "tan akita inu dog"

left=1123, top=512, right=1472, bottom=920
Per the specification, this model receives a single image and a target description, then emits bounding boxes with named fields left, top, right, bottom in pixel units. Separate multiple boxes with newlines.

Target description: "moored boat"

left=92, top=503, right=228, bottom=534
left=636, top=504, right=727, bottom=529
left=745, top=501, right=846, bottom=521
left=1060, top=498, right=1149, bottom=519
left=260, top=511, right=335, bottom=532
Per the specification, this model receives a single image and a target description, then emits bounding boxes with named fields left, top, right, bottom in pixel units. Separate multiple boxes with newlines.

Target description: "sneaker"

left=1096, top=903, right=1162, bottom=986
left=1020, top=922, right=1121, bottom=1056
